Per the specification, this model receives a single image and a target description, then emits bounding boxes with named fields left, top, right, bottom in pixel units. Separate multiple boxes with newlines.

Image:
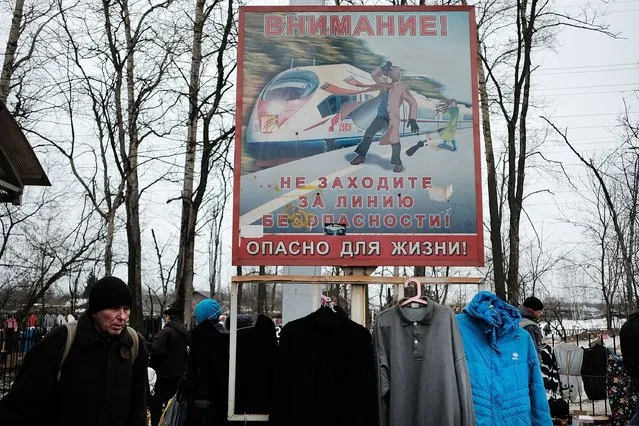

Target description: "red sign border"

left=232, top=5, right=484, bottom=267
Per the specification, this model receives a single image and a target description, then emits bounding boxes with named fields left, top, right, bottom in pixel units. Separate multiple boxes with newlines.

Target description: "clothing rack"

left=226, top=274, right=482, bottom=422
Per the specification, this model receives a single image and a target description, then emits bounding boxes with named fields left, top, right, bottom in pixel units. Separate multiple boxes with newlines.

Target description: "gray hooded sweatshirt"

left=373, top=298, right=476, bottom=426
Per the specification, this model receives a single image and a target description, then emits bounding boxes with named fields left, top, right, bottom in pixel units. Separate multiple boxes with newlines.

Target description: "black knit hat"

left=523, top=296, right=544, bottom=311
left=88, top=276, right=133, bottom=314
left=163, top=306, right=180, bottom=318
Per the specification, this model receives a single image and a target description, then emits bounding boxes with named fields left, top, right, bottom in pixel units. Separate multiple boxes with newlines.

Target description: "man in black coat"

left=149, top=306, right=189, bottom=426
left=518, top=296, right=544, bottom=361
left=620, top=311, right=639, bottom=425
left=0, top=276, right=148, bottom=426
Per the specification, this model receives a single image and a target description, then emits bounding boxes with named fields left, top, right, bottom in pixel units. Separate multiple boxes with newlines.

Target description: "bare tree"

left=544, top=296, right=567, bottom=342
left=517, top=232, right=565, bottom=299
left=174, top=0, right=236, bottom=326
left=5, top=197, right=103, bottom=321
left=66, top=269, right=84, bottom=315
left=150, top=228, right=177, bottom=316
left=35, top=0, right=184, bottom=329
left=543, top=99, right=639, bottom=312
left=33, top=25, right=126, bottom=274
left=473, top=0, right=615, bottom=303
left=207, top=158, right=231, bottom=298
left=0, top=0, right=60, bottom=106
left=569, top=176, right=625, bottom=329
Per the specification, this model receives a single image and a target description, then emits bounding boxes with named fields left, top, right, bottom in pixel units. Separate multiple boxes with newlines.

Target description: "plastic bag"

left=158, top=389, right=187, bottom=426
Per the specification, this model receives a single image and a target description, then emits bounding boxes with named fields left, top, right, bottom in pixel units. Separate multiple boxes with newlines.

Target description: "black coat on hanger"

left=269, top=307, right=377, bottom=426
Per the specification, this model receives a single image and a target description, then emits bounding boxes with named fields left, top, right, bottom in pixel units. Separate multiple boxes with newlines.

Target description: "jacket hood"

left=518, top=305, right=539, bottom=322
left=463, top=291, right=521, bottom=343
left=166, top=320, right=188, bottom=337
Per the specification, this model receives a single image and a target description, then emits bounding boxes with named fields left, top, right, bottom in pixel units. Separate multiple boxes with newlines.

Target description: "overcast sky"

left=3, top=1, right=636, bottom=302
left=518, top=0, right=639, bottom=299
left=214, top=0, right=639, bottom=301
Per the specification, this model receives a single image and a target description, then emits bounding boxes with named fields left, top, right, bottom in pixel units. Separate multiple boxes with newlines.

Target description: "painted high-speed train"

left=244, top=63, right=473, bottom=169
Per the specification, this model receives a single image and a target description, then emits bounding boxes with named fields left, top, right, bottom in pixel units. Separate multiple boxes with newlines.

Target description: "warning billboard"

left=233, top=6, right=483, bottom=267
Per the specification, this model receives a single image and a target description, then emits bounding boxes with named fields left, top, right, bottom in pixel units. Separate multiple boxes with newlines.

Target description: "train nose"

left=259, top=114, right=279, bottom=133
left=257, top=99, right=286, bottom=133
left=256, top=97, right=309, bottom=134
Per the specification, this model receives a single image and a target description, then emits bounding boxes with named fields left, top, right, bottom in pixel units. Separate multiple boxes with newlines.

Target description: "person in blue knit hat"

left=194, top=299, right=222, bottom=328
left=186, top=298, right=226, bottom=425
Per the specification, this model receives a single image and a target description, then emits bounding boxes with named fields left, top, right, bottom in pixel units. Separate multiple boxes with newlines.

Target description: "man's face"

left=93, top=306, right=130, bottom=336
left=389, top=68, right=401, bottom=82
left=533, top=309, right=544, bottom=319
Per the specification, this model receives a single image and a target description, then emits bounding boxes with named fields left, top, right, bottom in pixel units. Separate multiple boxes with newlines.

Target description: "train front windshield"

left=261, top=70, right=319, bottom=103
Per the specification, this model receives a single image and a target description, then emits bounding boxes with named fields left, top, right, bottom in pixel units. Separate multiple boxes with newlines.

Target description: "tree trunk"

left=175, top=0, right=205, bottom=327
left=103, top=0, right=130, bottom=314
left=477, top=41, right=506, bottom=300
left=123, top=0, right=143, bottom=331
left=628, top=151, right=639, bottom=309
left=125, top=176, right=143, bottom=330
left=0, top=0, right=24, bottom=103
left=270, top=283, right=277, bottom=314
left=105, top=209, right=116, bottom=275
left=461, top=0, right=506, bottom=300
left=505, top=0, right=537, bottom=305
left=413, top=266, right=425, bottom=299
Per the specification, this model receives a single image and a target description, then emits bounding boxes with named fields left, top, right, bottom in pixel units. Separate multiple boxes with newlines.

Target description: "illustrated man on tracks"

left=347, top=61, right=420, bottom=173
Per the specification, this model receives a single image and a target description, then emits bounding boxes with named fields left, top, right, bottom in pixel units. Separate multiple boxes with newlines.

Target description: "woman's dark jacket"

left=0, top=312, right=149, bottom=426
left=150, top=319, right=189, bottom=379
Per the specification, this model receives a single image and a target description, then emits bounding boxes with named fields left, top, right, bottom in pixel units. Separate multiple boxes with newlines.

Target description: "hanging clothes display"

left=233, top=314, right=277, bottom=415
left=22, top=327, right=36, bottom=353
left=580, top=343, right=608, bottom=400
left=56, top=314, right=66, bottom=326
left=27, top=313, right=38, bottom=328
left=553, top=342, right=584, bottom=402
left=373, top=297, right=475, bottom=426
left=606, top=350, right=638, bottom=426
left=269, top=306, right=377, bottom=426
left=187, top=313, right=276, bottom=426
left=456, top=291, right=552, bottom=426
left=44, top=313, right=55, bottom=332
left=540, top=343, right=560, bottom=392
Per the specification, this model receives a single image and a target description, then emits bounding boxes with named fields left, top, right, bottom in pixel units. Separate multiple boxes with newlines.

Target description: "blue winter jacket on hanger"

left=456, top=291, right=552, bottom=426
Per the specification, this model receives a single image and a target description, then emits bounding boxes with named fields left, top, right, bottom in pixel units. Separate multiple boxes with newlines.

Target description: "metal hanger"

left=400, top=277, right=428, bottom=307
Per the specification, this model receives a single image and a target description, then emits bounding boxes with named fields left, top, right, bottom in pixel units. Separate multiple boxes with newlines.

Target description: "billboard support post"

left=341, top=266, right=377, bottom=325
